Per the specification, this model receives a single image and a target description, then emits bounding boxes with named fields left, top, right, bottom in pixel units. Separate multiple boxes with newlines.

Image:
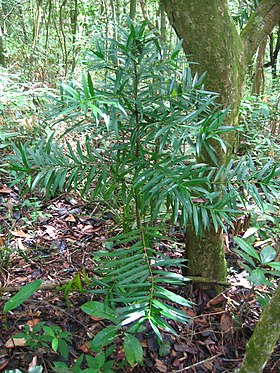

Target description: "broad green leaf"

left=124, top=334, right=143, bottom=367
left=247, top=269, right=267, bottom=286
left=4, top=280, right=42, bottom=314
left=52, top=362, right=70, bottom=373
left=94, top=352, right=106, bottom=369
left=81, top=301, right=117, bottom=321
left=159, top=340, right=171, bottom=357
left=52, top=338, right=59, bottom=352
left=29, top=367, right=43, bottom=373
left=89, top=325, right=120, bottom=352
left=243, top=227, right=258, bottom=238
left=58, top=338, right=69, bottom=360
left=260, top=246, right=276, bottom=264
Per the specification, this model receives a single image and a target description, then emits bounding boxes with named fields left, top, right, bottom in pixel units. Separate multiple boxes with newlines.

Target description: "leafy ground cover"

left=0, top=184, right=279, bottom=372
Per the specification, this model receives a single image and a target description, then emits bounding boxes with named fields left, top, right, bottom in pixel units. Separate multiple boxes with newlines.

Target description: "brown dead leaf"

left=65, top=214, right=76, bottom=222
left=206, top=294, right=226, bottom=307
left=0, top=356, right=9, bottom=371
left=90, top=315, right=106, bottom=321
left=0, top=236, right=6, bottom=247
left=79, top=342, right=90, bottom=353
left=220, top=312, right=233, bottom=332
left=183, top=307, right=196, bottom=317
left=82, top=224, right=102, bottom=233
left=43, top=225, right=57, bottom=239
left=174, top=343, right=198, bottom=354
left=204, top=361, right=213, bottom=370
left=155, top=359, right=168, bottom=373
left=194, top=317, right=208, bottom=326
left=192, top=198, right=206, bottom=204
left=26, top=319, right=41, bottom=330
left=5, top=338, right=26, bottom=348
left=0, top=186, right=12, bottom=194
left=11, top=231, right=32, bottom=239
left=29, top=356, right=38, bottom=370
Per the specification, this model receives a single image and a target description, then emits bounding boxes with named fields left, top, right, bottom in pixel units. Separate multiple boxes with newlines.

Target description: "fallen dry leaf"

left=0, top=356, right=9, bottom=371
left=42, top=225, right=58, bottom=239
left=155, top=359, right=168, bottom=373
left=5, top=338, right=26, bottom=348
left=26, top=319, right=41, bottom=330
left=0, top=236, right=6, bottom=247
left=11, top=231, right=32, bottom=239
left=204, top=361, right=213, bottom=370
left=78, top=342, right=90, bottom=353
left=194, top=317, right=208, bottom=326
left=29, top=356, right=38, bottom=369
left=220, top=312, right=233, bottom=332
left=65, top=214, right=76, bottom=222
left=0, top=186, right=12, bottom=194
left=206, top=294, right=226, bottom=307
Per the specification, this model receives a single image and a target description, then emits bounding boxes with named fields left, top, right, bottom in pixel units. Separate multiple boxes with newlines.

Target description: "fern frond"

left=85, top=227, right=191, bottom=339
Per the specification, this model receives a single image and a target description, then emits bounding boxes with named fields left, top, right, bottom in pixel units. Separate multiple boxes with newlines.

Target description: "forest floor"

left=0, top=184, right=279, bottom=373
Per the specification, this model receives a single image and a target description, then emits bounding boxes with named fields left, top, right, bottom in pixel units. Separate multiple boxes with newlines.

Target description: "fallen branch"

left=174, top=353, right=222, bottom=372
left=0, top=279, right=70, bottom=293
left=186, top=276, right=230, bottom=287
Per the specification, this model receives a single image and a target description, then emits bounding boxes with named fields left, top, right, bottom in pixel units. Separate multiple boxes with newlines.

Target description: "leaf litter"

left=0, top=185, right=279, bottom=372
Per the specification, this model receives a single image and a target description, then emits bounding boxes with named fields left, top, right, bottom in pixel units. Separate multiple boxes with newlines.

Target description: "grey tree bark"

left=238, top=282, right=280, bottom=372
left=162, top=0, right=280, bottom=288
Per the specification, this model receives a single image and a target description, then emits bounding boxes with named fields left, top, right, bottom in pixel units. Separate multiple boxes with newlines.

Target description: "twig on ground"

left=174, top=353, right=222, bottom=372
left=0, top=279, right=70, bottom=293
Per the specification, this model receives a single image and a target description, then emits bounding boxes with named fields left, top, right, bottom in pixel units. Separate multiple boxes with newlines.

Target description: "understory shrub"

left=6, top=21, right=280, bottom=369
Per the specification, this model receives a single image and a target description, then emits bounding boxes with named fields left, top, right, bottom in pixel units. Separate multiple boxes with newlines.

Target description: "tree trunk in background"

left=59, top=0, right=68, bottom=75
left=162, top=0, right=280, bottom=289
left=45, top=0, right=52, bottom=49
left=129, top=0, right=137, bottom=20
left=32, top=0, right=43, bottom=50
left=252, top=37, right=267, bottom=95
left=0, top=0, right=5, bottom=67
left=159, top=1, right=166, bottom=43
left=267, top=23, right=280, bottom=81
left=70, top=0, right=78, bottom=74
left=238, top=282, right=280, bottom=372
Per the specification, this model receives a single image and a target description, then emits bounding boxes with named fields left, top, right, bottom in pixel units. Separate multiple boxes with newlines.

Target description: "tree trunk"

left=162, top=0, right=280, bottom=289
left=160, top=2, right=166, bottom=43
left=238, top=283, right=280, bottom=373
left=70, top=0, right=78, bottom=74
left=266, top=23, right=280, bottom=81
left=129, top=0, right=137, bottom=20
left=0, top=0, right=6, bottom=67
left=252, top=37, right=267, bottom=95
left=32, top=0, right=43, bottom=50
left=163, top=0, right=246, bottom=288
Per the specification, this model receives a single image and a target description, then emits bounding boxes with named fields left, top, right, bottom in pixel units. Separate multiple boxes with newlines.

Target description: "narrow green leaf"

left=4, top=280, right=42, bottom=314
left=155, top=286, right=192, bottom=307
left=267, top=262, right=280, bottom=270
left=233, top=237, right=260, bottom=260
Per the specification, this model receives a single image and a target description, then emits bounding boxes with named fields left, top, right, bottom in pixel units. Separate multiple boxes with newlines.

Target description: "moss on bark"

left=185, top=226, right=227, bottom=291
left=162, top=0, right=280, bottom=288
left=238, top=283, right=280, bottom=372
